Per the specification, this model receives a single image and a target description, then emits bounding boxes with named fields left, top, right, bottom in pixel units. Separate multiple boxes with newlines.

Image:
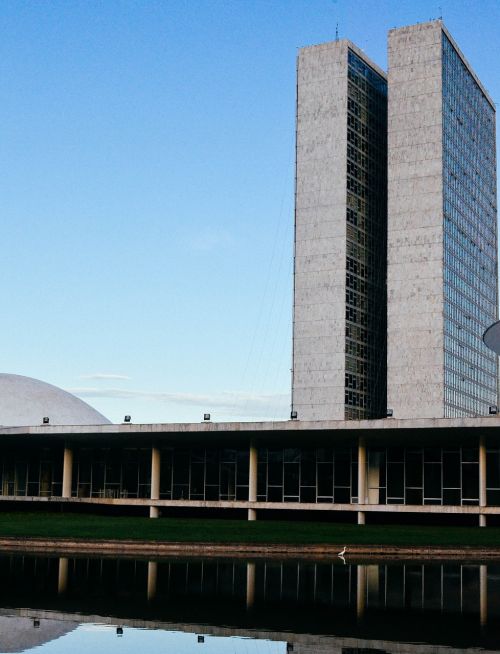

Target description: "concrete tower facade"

left=291, top=40, right=387, bottom=421
left=386, top=21, right=498, bottom=419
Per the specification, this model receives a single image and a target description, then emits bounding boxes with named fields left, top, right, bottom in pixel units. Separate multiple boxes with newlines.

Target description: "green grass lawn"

left=0, top=512, right=499, bottom=546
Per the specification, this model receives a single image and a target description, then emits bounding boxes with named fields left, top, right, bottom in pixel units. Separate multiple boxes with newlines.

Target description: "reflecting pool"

left=0, top=553, right=499, bottom=653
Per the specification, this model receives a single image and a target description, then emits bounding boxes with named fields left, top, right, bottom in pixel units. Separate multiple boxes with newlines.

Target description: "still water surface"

left=0, top=553, right=498, bottom=653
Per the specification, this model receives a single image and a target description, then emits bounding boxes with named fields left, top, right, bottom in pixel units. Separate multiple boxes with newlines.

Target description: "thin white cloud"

left=79, top=373, right=131, bottom=381
left=186, top=227, right=234, bottom=252
left=68, top=387, right=289, bottom=419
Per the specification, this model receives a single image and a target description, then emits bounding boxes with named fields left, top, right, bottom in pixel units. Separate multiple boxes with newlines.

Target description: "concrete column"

left=356, top=565, right=366, bottom=620
left=248, top=440, right=258, bottom=521
left=147, top=561, right=158, bottom=601
left=480, top=564, right=487, bottom=627
left=62, top=447, right=73, bottom=499
left=246, top=562, right=256, bottom=609
left=358, top=438, right=367, bottom=525
left=479, top=436, right=487, bottom=527
left=58, top=557, right=69, bottom=595
left=150, top=447, right=161, bottom=519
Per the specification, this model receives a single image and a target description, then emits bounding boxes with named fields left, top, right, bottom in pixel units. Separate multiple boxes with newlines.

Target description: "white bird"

left=338, top=546, right=347, bottom=557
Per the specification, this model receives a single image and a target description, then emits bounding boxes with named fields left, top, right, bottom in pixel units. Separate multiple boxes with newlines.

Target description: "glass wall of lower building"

left=70, top=446, right=249, bottom=501
left=366, top=446, right=479, bottom=506
left=256, top=445, right=480, bottom=507
left=257, top=447, right=359, bottom=503
left=158, top=447, right=249, bottom=501
left=0, top=442, right=492, bottom=509
left=486, top=447, right=500, bottom=505
left=0, top=447, right=63, bottom=497
left=72, top=448, right=152, bottom=498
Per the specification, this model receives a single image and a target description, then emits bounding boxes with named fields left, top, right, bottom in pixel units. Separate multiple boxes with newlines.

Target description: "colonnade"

left=59, top=436, right=490, bottom=526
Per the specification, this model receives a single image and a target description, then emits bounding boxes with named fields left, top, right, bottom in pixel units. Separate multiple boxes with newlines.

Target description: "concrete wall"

left=387, top=21, right=445, bottom=419
left=292, top=40, right=349, bottom=421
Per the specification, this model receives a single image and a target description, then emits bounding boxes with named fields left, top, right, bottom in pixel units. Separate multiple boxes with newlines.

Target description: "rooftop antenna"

left=438, top=5, right=443, bottom=19
left=335, top=22, right=339, bottom=41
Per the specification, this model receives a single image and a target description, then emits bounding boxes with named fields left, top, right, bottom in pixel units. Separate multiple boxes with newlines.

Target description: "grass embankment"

left=0, top=512, right=499, bottom=546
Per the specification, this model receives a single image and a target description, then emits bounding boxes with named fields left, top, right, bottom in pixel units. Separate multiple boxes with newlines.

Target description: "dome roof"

left=0, top=374, right=111, bottom=427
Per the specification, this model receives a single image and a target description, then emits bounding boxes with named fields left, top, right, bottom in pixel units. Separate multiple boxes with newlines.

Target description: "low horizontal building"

left=1, top=377, right=500, bottom=526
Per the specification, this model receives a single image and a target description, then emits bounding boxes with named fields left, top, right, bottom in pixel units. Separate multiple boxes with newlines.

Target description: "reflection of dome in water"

left=0, top=374, right=111, bottom=427
left=0, top=616, right=78, bottom=652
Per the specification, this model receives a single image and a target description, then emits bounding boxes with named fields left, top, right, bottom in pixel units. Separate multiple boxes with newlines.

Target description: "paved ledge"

left=1, top=537, right=500, bottom=560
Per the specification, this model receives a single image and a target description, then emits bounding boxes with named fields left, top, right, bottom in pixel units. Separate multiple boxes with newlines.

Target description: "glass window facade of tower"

left=345, top=50, right=387, bottom=420
left=442, top=34, right=498, bottom=417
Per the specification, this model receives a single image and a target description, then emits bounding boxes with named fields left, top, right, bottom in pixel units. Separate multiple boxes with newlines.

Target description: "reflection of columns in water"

left=150, top=447, right=161, bottom=519
left=479, top=436, right=487, bottom=527
left=58, top=557, right=69, bottom=595
left=246, top=562, right=256, bottom=609
left=480, top=564, right=487, bottom=627
left=248, top=440, right=258, bottom=521
left=147, top=561, right=158, bottom=601
left=62, top=447, right=73, bottom=498
left=366, top=565, right=379, bottom=604
left=356, top=565, right=366, bottom=619
left=358, top=438, right=367, bottom=525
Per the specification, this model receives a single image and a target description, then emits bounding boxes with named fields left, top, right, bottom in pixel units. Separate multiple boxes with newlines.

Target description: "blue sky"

left=1, top=0, right=499, bottom=424
left=27, top=623, right=285, bottom=654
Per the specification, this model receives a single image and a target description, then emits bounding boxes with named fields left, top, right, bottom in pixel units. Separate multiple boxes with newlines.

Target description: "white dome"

left=0, top=374, right=111, bottom=426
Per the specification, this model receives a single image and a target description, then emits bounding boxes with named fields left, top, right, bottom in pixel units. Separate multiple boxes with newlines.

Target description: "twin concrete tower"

left=291, top=20, right=498, bottom=421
